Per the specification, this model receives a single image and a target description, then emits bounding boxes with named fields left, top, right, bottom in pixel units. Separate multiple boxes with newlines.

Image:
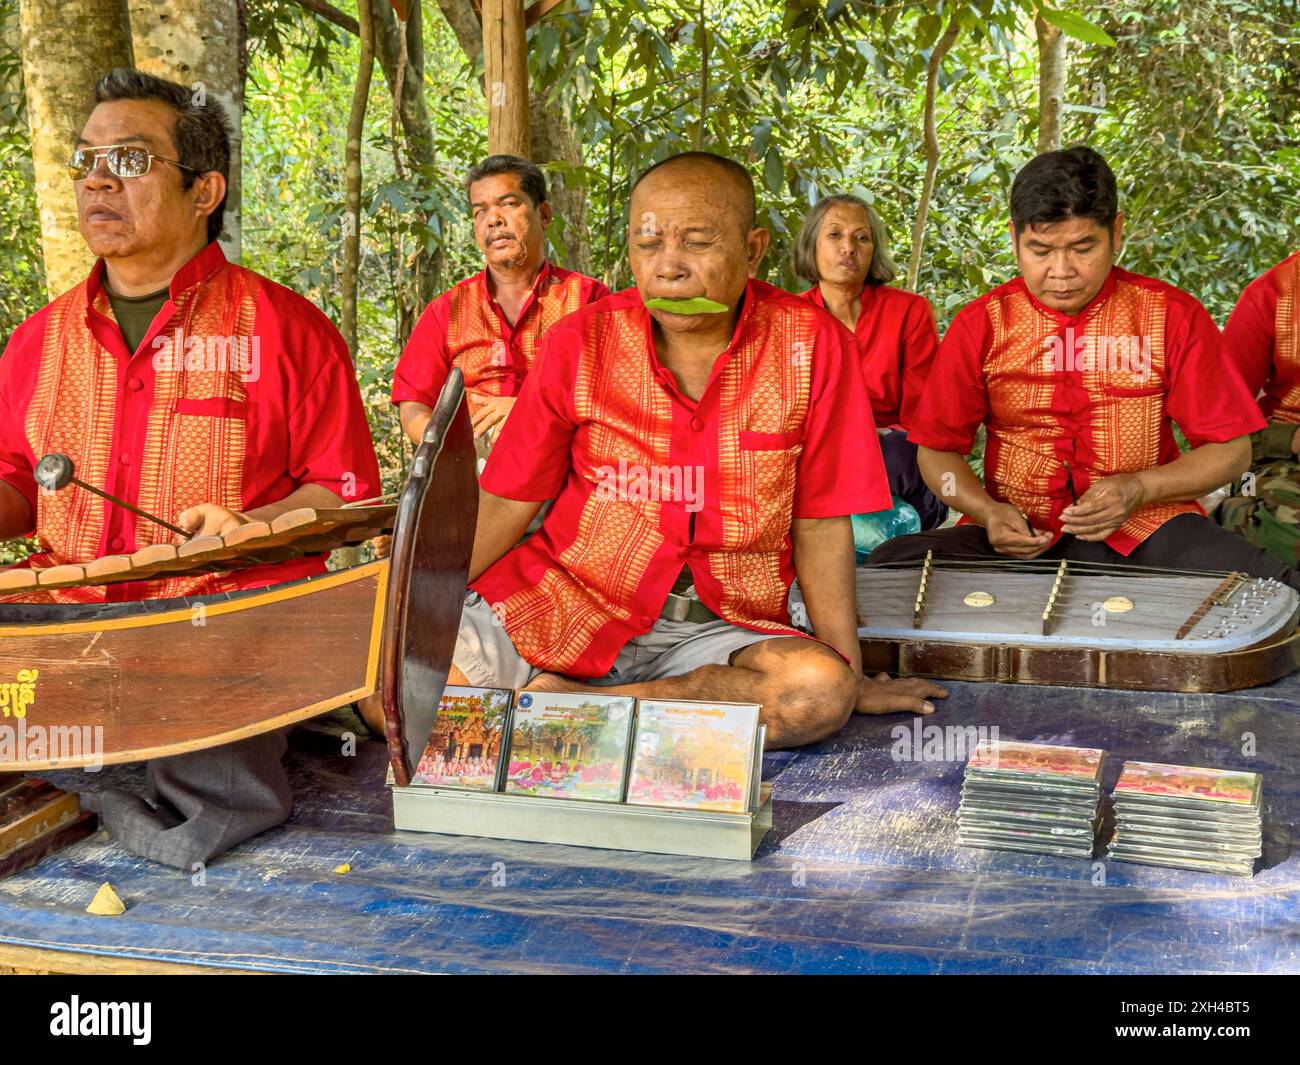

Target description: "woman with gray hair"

left=794, top=194, right=946, bottom=529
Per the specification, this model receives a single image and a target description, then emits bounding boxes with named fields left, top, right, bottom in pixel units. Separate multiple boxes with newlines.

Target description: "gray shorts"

left=454, top=591, right=782, bottom=689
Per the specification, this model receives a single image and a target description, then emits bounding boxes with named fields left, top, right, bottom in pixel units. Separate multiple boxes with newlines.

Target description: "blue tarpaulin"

left=1, top=674, right=1297, bottom=974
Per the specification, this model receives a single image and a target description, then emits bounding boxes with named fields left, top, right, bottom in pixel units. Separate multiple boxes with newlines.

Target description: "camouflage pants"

left=1217, top=459, right=1300, bottom=565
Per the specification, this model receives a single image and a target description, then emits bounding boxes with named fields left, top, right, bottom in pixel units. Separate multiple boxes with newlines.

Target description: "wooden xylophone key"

left=0, top=568, right=39, bottom=594
left=81, top=554, right=138, bottom=584
left=32, top=564, right=89, bottom=590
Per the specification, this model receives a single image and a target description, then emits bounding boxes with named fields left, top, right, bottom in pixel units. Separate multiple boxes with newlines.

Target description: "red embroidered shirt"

left=1223, top=250, right=1300, bottom=422
left=0, top=242, right=380, bottom=603
left=909, top=267, right=1264, bottom=555
left=800, top=282, right=940, bottom=429
left=472, top=280, right=889, bottom=677
left=391, top=262, right=609, bottom=411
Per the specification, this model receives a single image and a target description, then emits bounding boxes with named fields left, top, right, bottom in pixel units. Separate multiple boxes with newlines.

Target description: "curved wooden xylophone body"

left=0, top=371, right=477, bottom=784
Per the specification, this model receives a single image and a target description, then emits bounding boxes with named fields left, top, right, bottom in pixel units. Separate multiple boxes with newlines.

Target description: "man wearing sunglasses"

left=0, top=68, right=380, bottom=869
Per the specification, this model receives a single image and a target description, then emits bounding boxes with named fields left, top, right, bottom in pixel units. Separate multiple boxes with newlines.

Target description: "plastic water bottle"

left=852, top=496, right=922, bottom=563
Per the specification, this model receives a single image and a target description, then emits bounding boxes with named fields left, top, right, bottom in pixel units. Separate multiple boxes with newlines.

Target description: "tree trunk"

left=482, top=0, right=530, bottom=157
left=18, top=0, right=133, bottom=299
left=435, top=0, right=589, bottom=268
left=373, top=0, right=439, bottom=322
left=1035, top=12, right=1065, bottom=154
left=905, top=17, right=960, bottom=293
left=373, top=1, right=434, bottom=176
left=128, top=0, right=246, bottom=261
left=432, top=0, right=480, bottom=56
left=341, top=0, right=375, bottom=358
left=696, top=1, right=708, bottom=150
left=530, top=94, right=589, bottom=272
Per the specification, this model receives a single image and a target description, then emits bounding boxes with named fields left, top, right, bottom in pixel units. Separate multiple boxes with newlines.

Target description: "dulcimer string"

left=857, top=559, right=1266, bottom=614
left=864, top=557, right=1239, bottom=580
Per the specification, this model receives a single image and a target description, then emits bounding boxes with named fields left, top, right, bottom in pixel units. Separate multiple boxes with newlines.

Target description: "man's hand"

left=856, top=671, right=948, bottom=716
left=0, top=480, right=33, bottom=543
left=470, top=395, right=517, bottom=441
left=985, top=501, right=1053, bottom=558
left=1059, top=473, right=1145, bottom=541
left=176, top=503, right=252, bottom=539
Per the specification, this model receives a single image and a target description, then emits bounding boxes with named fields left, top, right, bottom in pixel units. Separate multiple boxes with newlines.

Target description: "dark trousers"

left=81, top=728, right=293, bottom=870
left=867, top=513, right=1300, bottom=592
left=880, top=429, right=947, bottom=531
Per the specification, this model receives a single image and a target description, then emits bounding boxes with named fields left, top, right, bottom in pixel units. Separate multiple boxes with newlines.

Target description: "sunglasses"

left=66, top=144, right=201, bottom=182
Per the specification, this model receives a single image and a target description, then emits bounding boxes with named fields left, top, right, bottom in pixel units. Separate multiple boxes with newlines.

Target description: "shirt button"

left=126, top=378, right=143, bottom=392
left=119, top=453, right=132, bottom=466
left=639, top=614, right=655, bottom=628
left=690, top=416, right=705, bottom=432
left=678, top=547, right=691, bottom=560
left=109, top=537, right=125, bottom=552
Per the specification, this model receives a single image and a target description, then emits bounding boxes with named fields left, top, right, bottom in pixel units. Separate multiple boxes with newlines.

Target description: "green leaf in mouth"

left=644, top=296, right=730, bottom=315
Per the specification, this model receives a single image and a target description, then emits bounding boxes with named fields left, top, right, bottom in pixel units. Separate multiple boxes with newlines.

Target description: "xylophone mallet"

left=34, top=453, right=192, bottom=539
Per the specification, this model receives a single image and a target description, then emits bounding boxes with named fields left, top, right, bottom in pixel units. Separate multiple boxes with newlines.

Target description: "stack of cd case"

left=1107, top=761, right=1262, bottom=877
left=957, top=740, right=1105, bottom=858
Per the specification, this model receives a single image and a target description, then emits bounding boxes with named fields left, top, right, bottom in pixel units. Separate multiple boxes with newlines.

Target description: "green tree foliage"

left=0, top=1, right=46, bottom=333
left=0, top=0, right=1295, bottom=534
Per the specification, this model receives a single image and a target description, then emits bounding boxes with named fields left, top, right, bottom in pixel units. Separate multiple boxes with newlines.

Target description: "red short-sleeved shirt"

left=1223, top=250, right=1300, bottom=422
left=391, top=262, right=609, bottom=410
left=472, top=280, right=890, bottom=677
left=910, top=267, right=1264, bottom=555
left=0, top=241, right=380, bottom=602
left=800, top=282, right=940, bottom=429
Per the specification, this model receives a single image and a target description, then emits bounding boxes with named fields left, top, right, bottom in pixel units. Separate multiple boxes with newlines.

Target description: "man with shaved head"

left=446, top=151, right=946, bottom=749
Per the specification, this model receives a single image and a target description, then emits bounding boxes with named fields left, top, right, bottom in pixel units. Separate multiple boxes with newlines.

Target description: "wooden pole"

left=341, top=0, right=375, bottom=359
left=1035, top=12, right=1065, bottom=154
left=483, top=0, right=531, bottom=157
left=696, top=1, right=708, bottom=149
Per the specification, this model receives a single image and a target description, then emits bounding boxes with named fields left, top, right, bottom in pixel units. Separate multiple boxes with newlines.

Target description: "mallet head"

left=34, top=453, right=75, bottom=493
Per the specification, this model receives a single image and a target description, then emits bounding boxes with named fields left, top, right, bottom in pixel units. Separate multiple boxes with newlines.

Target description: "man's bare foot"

left=523, top=671, right=590, bottom=694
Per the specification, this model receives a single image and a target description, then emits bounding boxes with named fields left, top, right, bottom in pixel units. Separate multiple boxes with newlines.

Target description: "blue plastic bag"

left=852, top=496, right=921, bottom=563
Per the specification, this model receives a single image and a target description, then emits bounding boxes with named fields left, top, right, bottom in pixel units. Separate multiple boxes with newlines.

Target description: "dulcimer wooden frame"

left=860, top=618, right=1300, bottom=694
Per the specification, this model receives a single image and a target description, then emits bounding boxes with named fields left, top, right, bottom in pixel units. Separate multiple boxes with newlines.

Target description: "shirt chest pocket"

left=739, top=428, right=804, bottom=451
left=162, top=397, right=250, bottom=513
left=172, top=397, right=249, bottom=419
left=736, top=429, right=804, bottom=549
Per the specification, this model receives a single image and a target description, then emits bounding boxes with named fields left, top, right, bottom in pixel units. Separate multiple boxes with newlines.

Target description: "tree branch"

left=905, top=16, right=961, bottom=292
left=294, top=0, right=359, bottom=36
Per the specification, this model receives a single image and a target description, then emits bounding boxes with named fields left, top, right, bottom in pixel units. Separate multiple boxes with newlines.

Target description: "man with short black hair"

left=392, top=154, right=608, bottom=457
left=0, top=68, right=380, bottom=867
left=871, top=146, right=1298, bottom=587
